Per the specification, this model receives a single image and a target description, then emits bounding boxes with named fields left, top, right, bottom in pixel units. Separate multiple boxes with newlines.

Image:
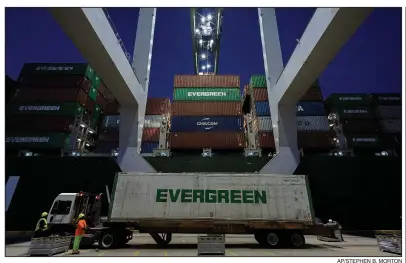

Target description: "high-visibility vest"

left=35, top=218, right=48, bottom=232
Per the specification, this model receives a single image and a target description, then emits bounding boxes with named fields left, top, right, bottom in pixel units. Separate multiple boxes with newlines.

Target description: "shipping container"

left=170, top=132, right=244, bottom=149
left=104, top=101, right=120, bottom=115
left=297, top=132, right=335, bottom=149
left=85, top=97, right=96, bottom=114
left=346, top=134, right=381, bottom=148
left=371, top=93, right=401, bottom=106
left=89, top=86, right=98, bottom=101
left=94, top=142, right=119, bottom=153
left=174, top=75, right=240, bottom=88
left=173, top=88, right=241, bottom=101
left=146, top=98, right=171, bottom=115
left=297, top=116, right=330, bottom=131
left=97, top=81, right=110, bottom=100
left=258, top=132, right=275, bottom=149
left=257, top=116, right=273, bottom=132
left=7, top=103, right=84, bottom=117
left=19, top=63, right=94, bottom=80
left=142, top=128, right=160, bottom=142
left=144, top=115, right=163, bottom=128
left=171, top=116, right=243, bottom=132
left=6, top=116, right=76, bottom=132
left=340, top=119, right=380, bottom=134
left=101, top=115, right=120, bottom=130
left=332, top=106, right=375, bottom=119
left=96, top=92, right=108, bottom=110
left=249, top=75, right=267, bottom=88
left=252, top=87, right=268, bottom=101
left=18, top=75, right=92, bottom=94
left=375, top=106, right=402, bottom=119
left=109, top=173, right=312, bottom=222
left=92, top=74, right=101, bottom=89
left=255, top=101, right=271, bottom=116
left=326, top=93, right=372, bottom=106
left=297, top=102, right=327, bottom=116
left=171, top=101, right=242, bottom=116
left=93, top=105, right=102, bottom=121
left=379, top=119, right=402, bottom=134
left=5, top=133, right=73, bottom=150
left=13, top=87, right=88, bottom=106
left=140, top=142, right=159, bottom=153
left=98, top=130, right=119, bottom=142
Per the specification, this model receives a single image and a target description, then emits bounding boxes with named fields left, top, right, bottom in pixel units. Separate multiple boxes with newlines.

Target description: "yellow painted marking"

left=133, top=251, right=140, bottom=256
left=263, top=250, right=276, bottom=256
left=226, top=250, right=238, bottom=256
left=164, top=251, right=168, bottom=256
left=98, top=252, right=105, bottom=256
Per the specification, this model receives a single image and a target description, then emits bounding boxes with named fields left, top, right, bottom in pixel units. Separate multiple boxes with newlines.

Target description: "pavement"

left=6, top=233, right=401, bottom=257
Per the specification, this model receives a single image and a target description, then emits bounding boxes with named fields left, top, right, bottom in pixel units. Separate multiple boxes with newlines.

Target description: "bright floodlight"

left=207, top=14, right=212, bottom=20
left=195, top=29, right=199, bottom=33
left=201, top=54, right=206, bottom=59
left=210, top=39, right=214, bottom=44
left=207, top=64, right=211, bottom=69
left=201, top=17, right=205, bottom=23
left=202, top=66, right=206, bottom=70
left=199, top=39, right=203, bottom=44
left=198, top=72, right=203, bottom=75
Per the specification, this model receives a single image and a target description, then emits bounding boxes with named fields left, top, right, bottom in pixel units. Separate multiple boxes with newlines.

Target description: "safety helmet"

left=78, top=213, right=85, bottom=219
left=41, top=212, right=48, bottom=217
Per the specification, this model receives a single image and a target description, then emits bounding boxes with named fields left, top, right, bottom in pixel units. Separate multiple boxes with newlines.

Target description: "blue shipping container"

left=255, top=101, right=326, bottom=117
left=140, top=141, right=159, bottom=153
left=171, top=116, right=243, bottom=132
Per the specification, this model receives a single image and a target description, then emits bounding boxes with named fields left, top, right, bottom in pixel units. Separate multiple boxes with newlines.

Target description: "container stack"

left=325, top=93, right=382, bottom=151
left=371, top=93, right=402, bottom=155
left=170, top=75, right=244, bottom=150
left=6, top=63, right=106, bottom=155
left=96, top=98, right=171, bottom=155
left=247, top=75, right=333, bottom=151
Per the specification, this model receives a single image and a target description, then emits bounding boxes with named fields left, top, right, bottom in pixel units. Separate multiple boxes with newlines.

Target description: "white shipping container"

left=375, top=106, right=402, bottom=119
left=110, top=173, right=313, bottom=222
left=380, top=119, right=402, bottom=133
left=144, top=115, right=163, bottom=128
left=297, top=116, right=329, bottom=131
left=257, top=116, right=329, bottom=131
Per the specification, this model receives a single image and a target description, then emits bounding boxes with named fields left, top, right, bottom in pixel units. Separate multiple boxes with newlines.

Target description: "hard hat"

left=78, top=213, right=85, bottom=219
left=41, top=212, right=48, bottom=217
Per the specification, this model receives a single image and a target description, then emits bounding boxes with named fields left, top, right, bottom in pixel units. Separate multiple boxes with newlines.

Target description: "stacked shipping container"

left=6, top=63, right=108, bottom=153
left=96, top=98, right=171, bottom=154
left=248, top=75, right=333, bottom=150
left=170, top=75, right=244, bottom=150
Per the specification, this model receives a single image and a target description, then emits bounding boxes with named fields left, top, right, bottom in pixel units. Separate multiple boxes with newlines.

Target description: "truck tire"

left=289, top=232, right=305, bottom=248
left=265, top=232, right=280, bottom=248
left=254, top=233, right=267, bottom=246
left=100, top=232, right=115, bottom=249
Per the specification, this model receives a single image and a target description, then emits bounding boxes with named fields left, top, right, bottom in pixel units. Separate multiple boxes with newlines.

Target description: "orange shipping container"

left=297, top=131, right=335, bottom=149
left=171, top=101, right=242, bottom=116
left=174, top=75, right=240, bottom=88
left=146, top=98, right=171, bottom=115
left=253, top=88, right=268, bottom=101
left=170, top=132, right=244, bottom=149
left=142, top=128, right=160, bottom=142
left=258, top=132, right=275, bottom=149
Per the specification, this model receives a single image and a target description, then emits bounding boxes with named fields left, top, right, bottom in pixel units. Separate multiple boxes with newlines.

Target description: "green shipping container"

left=5, top=133, right=73, bottom=150
left=173, top=88, right=241, bottom=101
left=93, top=105, right=102, bottom=121
left=7, top=103, right=84, bottom=117
left=249, top=75, right=267, bottom=88
left=19, top=63, right=95, bottom=79
left=89, top=86, right=98, bottom=101
left=326, top=93, right=372, bottom=107
left=92, top=74, right=102, bottom=89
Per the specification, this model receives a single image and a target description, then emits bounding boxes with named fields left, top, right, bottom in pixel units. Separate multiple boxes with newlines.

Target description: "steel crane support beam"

left=49, top=7, right=156, bottom=172
left=259, top=8, right=373, bottom=174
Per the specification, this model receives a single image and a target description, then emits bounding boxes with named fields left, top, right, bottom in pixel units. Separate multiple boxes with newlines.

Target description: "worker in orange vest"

left=72, top=213, right=87, bottom=254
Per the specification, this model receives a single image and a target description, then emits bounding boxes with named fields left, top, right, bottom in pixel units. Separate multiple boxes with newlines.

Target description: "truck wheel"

left=254, top=233, right=267, bottom=246
left=289, top=232, right=305, bottom=248
left=265, top=232, right=280, bottom=248
left=100, top=233, right=115, bottom=249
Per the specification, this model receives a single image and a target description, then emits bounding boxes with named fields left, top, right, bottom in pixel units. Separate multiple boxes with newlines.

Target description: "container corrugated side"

left=110, top=173, right=311, bottom=222
left=255, top=101, right=271, bottom=116
left=102, top=115, right=120, bottom=129
left=7, top=103, right=84, bottom=117
left=5, top=133, right=72, bottom=150
left=333, top=106, right=375, bottom=119
left=146, top=98, right=171, bottom=115
left=173, top=88, right=241, bottom=101
left=13, top=88, right=88, bottom=106
left=258, top=132, right=275, bottom=149
left=379, top=119, right=402, bottom=133
left=326, top=93, right=372, bottom=106
left=297, top=132, right=335, bottom=149
left=341, top=119, right=380, bottom=134
left=174, top=75, right=240, bottom=88
left=98, top=130, right=119, bottom=142
left=346, top=134, right=381, bottom=148
left=142, top=128, right=160, bottom=142
left=6, top=116, right=75, bottom=132
left=144, top=115, right=163, bottom=128
left=371, top=93, right=401, bottom=106
left=253, top=88, right=268, bottom=101
left=257, top=117, right=273, bottom=132
left=140, top=142, right=159, bottom=153
left=19, top=63, right=93, bottom=77
left=169, top=132, right=244, bottom=149
left=249, top=75, right=267, bottom=88
left=171, top=101, right=242, bottom=116
left=375, top=106, right=402, bottom=119
left=297, top=102, right=326, bottom=116
left=171, top=116, right=243, bottom=132
left=94, top=142, right=119, bottom=153
left=19, top=75, right=91, bottom=93
left=297, top=116, right=330, bottom=131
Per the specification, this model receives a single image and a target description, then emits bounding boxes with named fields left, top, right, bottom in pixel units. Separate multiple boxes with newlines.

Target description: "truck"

left=45, top=172, right=340, bottom=249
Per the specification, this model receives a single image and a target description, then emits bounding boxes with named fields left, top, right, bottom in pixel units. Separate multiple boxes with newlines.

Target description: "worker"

left=72, top=213, right=87, bottom=254
left=34, top=212, right=49, bottom=238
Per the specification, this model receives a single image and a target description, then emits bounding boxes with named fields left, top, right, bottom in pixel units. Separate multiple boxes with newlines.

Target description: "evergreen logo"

left=18, top=106, right=60, bottom=111
left=35, top=66, right=74, bottom=71
left=339, top=97, right=363, bottom=101
left=352, top=138, right=377, bottom=143
left=343, top=109, right=368, bottom=114
left=6, top=137, right=50, bottom=143
left=187, top=92, right=227, bottom=97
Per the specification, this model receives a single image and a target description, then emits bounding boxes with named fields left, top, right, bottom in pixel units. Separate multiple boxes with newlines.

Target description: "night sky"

left=5, top=7, right=402, bottom=99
